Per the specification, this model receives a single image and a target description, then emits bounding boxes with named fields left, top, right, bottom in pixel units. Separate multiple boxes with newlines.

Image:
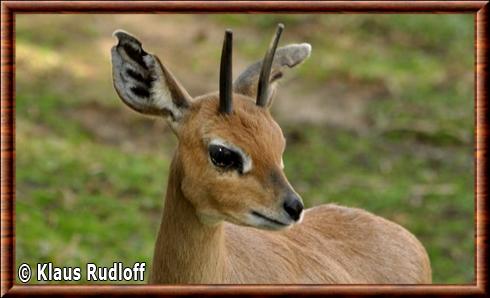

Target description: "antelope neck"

left=151, top=155, right=227, bottom=283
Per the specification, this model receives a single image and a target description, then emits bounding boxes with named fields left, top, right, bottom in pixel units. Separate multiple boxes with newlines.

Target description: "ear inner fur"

left=233, top=42, right=311, bottom=103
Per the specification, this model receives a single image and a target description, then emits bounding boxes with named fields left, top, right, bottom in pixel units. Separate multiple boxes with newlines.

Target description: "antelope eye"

left=208, top=145, right=243, bottom=172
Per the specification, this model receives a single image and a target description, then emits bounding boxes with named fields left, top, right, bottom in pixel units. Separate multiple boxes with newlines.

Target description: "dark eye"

left=209, top=145, right=243, bottom=172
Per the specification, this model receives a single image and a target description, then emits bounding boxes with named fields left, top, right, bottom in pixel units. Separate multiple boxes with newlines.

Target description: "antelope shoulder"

left=224, top=204, right=431, bottom=284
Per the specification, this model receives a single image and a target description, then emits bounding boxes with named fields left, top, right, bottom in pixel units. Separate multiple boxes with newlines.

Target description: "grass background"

left=15, top=14, right=474, bottom=284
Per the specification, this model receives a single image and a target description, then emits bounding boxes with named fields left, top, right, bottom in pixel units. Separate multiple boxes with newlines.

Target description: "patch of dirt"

left=66, top=101, right=177, bottom=155
left=273, top=79, right=389, bottom=132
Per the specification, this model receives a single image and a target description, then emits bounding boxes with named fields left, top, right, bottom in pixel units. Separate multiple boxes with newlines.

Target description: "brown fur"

left=149, top=94, right=432, bottom=284
left=111, top=31, right=431, bottom=284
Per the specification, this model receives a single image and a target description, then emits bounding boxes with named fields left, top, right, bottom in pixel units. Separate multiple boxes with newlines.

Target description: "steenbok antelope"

left=111, top=24, right=431, bottom=284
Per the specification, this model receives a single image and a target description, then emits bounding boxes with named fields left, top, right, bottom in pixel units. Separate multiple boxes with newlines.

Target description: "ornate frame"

left=1, top=1, right=487, bottom=296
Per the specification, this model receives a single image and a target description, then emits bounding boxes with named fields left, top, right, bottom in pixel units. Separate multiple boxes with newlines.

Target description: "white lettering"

left=86, top=263, right=97, bottom=281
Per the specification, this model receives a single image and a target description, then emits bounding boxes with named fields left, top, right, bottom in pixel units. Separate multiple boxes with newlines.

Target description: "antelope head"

left=111, top=24, right=311, bottom=230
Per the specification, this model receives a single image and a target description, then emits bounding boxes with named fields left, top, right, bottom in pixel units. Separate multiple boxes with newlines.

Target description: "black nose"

left=283, top=194, right=304, bottom=221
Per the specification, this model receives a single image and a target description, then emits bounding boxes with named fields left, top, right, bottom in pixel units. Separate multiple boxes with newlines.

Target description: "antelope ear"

left=233, top=43, right=311, bottom=108
left=111, top=30, right=192, bottom=130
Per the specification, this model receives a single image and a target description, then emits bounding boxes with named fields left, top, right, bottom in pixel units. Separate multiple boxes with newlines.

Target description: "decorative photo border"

left=1, top=1, right=487, bottom=296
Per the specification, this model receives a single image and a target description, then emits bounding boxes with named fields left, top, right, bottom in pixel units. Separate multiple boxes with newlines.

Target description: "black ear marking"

left=121, top=42, right=148, bottom=69
left=114, top=30, right=149, bottom=69
left=125, top=68, right=151, bottom=89
left=111, top=29, right=193, bottom=123
left=112, top=30, right=158, bottom=114
left=130, top=86, right=151, bottom=98
left=271, top=71, right=283, bottom=82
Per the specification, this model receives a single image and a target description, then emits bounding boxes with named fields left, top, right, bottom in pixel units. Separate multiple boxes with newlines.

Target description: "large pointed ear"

left=233, top=43, right=311, bottom=108
left=111, top=30, right=192, bottom=130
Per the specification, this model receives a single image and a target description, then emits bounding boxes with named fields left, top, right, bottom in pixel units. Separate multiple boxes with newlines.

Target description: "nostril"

left=283, top=196, right=304, bottom=221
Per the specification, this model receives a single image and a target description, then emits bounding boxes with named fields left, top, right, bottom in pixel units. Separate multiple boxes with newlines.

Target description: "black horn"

left=219, top=29, right=233, bottom=114
left=256, top=24, right=284, bottom=107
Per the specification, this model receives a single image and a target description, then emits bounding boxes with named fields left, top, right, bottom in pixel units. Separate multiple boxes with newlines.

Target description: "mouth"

left=251, top=211, right=288, bottom=227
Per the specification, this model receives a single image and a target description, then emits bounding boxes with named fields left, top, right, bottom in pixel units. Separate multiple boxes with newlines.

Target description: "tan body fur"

left=111, top=29, right=432, bottom=285
left=150, top=97, right=431, bottom=284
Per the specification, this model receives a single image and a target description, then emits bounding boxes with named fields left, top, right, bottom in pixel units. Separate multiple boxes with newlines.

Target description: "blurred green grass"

left=15, top=14, right=473, bottom=284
